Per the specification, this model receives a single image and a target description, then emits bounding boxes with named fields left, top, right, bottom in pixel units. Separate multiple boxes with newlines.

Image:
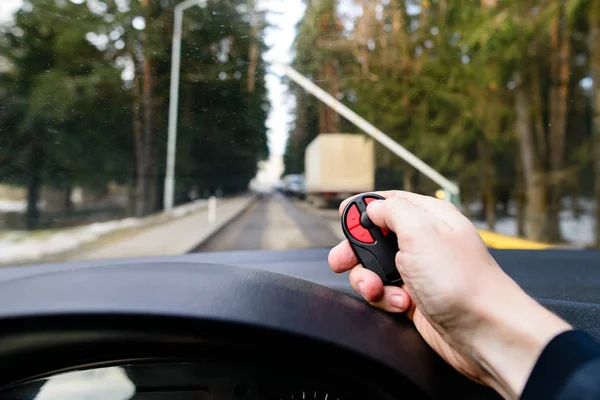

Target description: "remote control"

left=341, top=193, right=402, bottom=286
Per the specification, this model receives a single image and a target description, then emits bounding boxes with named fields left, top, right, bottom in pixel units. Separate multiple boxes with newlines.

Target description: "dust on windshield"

left=0, top=0, right=598, bottom=265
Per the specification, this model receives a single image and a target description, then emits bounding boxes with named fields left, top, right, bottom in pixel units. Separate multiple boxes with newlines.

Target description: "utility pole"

left=164, top=0, right=207, bottom=213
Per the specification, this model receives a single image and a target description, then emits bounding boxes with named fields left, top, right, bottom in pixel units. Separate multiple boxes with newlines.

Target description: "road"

left=195, top=192, right=343, bottom=252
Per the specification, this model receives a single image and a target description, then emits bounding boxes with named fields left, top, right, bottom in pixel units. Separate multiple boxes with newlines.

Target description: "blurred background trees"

left=0, top=0, right=269, bottom=228
left=285, top=0, right=598, bottom=243
left=1, top=0, right=600, bottom=246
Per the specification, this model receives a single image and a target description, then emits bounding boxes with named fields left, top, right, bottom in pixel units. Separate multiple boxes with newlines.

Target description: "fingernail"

left=357, top=281, right=365, bottom=294
left=367, top=200, right=383, bottom=209
left=390, top=295, right=405, bottom=310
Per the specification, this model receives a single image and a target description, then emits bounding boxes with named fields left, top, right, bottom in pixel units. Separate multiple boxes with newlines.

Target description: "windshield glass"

left=0, top=0, right=597, bottom=265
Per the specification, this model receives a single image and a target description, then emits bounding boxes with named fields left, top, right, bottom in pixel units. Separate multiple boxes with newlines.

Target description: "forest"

left=284, top=0, right=600, bottom=244
left=0, top=0, right=269, bottom=229
left=1, top=0, right=600, bottom=246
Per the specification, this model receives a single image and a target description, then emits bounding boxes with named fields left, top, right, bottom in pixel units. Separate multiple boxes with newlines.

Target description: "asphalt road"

left=195, top=192, right=343, bottom=252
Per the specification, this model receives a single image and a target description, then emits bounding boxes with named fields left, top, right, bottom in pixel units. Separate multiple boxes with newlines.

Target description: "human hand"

left=328, top=191, right=571, bottom=399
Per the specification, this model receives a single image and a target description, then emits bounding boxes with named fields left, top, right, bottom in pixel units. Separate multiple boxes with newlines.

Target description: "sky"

left=261, top=0, right=305, bottom=158
left=0, top=0, right=22, bottom=23
left=0, top=0, right=305, bottom=187
left=253, top=0, right=305, bottom=188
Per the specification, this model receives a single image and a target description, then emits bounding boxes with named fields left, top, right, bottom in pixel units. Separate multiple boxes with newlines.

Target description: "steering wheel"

left=0, top=263, right=499, bottom=399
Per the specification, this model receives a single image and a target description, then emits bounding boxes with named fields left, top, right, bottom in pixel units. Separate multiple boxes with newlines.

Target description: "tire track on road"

left=277, top=194, right=341, bottom=248
left=195, top=199, right=266, bottom=252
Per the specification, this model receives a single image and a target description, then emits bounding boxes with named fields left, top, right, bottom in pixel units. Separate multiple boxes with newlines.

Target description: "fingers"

left=366, top=196, right=439, bottom=238
left=349, top=265, right=384, bottom=300
left=328, top=240, right=359, bottom=273
left=337, top=190, right=459, bottom=228
left=387, top=191, right=454, bottom=213
left=338, top=190, right=405, bottom=215
left=328, top=242, right=411, bottom=313
left=349, top=266, right=412, bottom=313
left=370, top=287, right=412, bottom=313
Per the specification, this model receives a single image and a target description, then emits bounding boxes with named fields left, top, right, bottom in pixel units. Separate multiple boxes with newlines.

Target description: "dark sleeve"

left=521, top=330, right=600, bottom=400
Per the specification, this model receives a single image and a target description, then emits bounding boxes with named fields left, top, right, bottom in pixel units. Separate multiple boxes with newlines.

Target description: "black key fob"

left=341, top=193, right=402, bottom=286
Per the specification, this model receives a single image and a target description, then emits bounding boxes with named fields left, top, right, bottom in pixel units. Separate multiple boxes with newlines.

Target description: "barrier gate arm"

left=280, top=64, right=460, bottom=197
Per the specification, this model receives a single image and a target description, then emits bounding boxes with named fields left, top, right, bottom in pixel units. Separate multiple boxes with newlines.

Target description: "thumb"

left=367, top=196, right=439, bottom=242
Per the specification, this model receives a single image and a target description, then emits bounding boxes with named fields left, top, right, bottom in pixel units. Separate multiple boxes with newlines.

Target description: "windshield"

left=0, top=0, right=597, bottom=265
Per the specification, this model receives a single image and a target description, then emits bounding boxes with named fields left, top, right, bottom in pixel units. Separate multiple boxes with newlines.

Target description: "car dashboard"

left=0, top=248, right=598, bottom=399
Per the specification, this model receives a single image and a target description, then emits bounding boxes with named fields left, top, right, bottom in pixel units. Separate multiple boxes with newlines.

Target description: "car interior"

left=0, top=248, right=598, bottom=399
left=2, top=0, right=599, bottom=398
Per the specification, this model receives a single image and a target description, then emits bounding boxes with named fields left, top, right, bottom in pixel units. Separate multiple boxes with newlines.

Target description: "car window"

left=2, top=362, right=361, bottom=399
left=0, top=0, right=598, bottom=265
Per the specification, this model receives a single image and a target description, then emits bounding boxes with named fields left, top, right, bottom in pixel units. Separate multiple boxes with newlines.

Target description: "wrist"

left=471, top=279, right=572, bottom=399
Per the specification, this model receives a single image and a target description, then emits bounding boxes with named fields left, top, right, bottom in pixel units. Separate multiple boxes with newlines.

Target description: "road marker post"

left=208, top=196, right=217, bottom=224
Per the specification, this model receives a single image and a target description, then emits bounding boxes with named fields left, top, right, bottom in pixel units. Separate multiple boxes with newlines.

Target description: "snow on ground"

left=0, top=199, right=207, bottom=265
left=561, top=212, right=595, bottom=247
left=0, top=199, right=48, bottom=213
left=0, top=199, right=26, bottom=213
left=471, top=197, right=597, bottom=247
left=0, top=218, right=143, bottom=264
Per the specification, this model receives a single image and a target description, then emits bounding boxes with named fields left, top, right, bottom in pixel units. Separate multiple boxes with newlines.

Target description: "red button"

left=381, top=228, right=390, bottom=236
left=346, top=205, right=361, bottom=230
left=349, top=225, right=374, bottom=244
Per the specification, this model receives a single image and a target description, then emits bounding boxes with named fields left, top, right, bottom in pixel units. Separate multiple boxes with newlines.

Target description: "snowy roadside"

left=0, top=199, right=27, bottom=213
left=471, top=198, right=596, bottom=247
left=0, top=199, right=207, bottom=265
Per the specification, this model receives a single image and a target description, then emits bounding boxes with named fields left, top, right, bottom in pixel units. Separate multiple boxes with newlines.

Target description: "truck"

left=304, top=133, right=375, bottom=208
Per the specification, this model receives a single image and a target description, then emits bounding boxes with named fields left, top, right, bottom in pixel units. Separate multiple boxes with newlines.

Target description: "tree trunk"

left=477, top=139, right=496, bottom=230
left=293, top=88, right=309, bottom=143
left=547, top=3, right=571, bottom=242
left=403, top=167, right=416, bottom=192
left=319, top=58, right=341, bottom=133
left=439, top=0, right=447, bottom=18
left=148, top=145, right=159, bottom=212
left=483, top=188, right=496, bottom=230
left=516, top=191, right=526, bottom=237
left=389, top=5, right=407, bottom=73
left=571, top=189, right=581, bottom=219
left=131, top=53, right=155, bottom=217
left=591, top=0, right=600, bottom=246
left=247, top=41, right=258, bottom=92
left=246, top=0, right=258, bottom=92
left=64, top=184, right=73, bottom=212
left=153, top=159, right=163, bottom=210
left=26, top=142, right=43, bottom=230
left=142, top=56, right=155, bottom=214
left=531, top=67, right=547, bottom=162
left=127, top=179, right=136, bottom=217
left=515, top=75, right=556, bottom=241
left=515, top=157, right=526, bottom=237
left=355, top=0, right=376, bottom=74
left=131, top=58, right=146, bottom=217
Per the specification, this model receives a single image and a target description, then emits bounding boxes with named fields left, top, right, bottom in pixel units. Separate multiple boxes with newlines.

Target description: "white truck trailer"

left=304, top=133, right=375, bottom=208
